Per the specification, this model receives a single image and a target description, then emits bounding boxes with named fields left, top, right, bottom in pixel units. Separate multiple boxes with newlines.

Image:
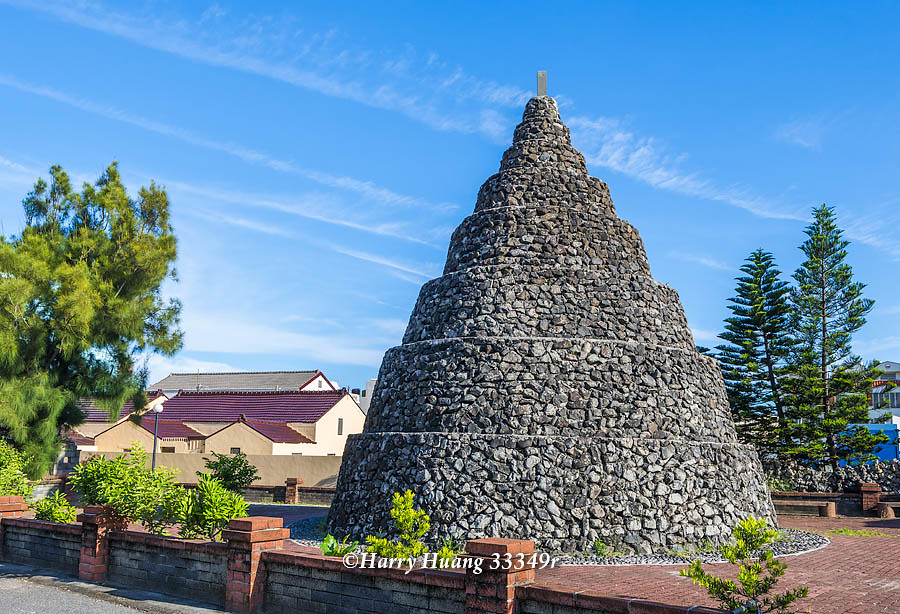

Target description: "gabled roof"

left=150, top=370, right=326, bottom=392
left=240, top=418, right=314, bottom=444
left=152, top=390, right=347, bottom=423
left=78, top=392, right=166, bottom=422
left=64, top=428, right=95, bottom=446
left=138, top=418, right=205, bottom=439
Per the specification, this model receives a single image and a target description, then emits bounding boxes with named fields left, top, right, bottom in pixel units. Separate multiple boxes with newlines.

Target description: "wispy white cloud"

left=854, top=336, right=900, bottom=360
left=670, top=251, right=732, bottom=271
left=165, top=180, right=441, bottom=246
left=3, top=0, right=529, bottom=139
left=325, top=243, right=436, bottom=280
left=209, top=213, right=296, bottom=238
left=568, top=116, right=808, bottom=222
left=690, top=328, right=721, bottom=345
left=774, top=114, right=832, bottom=151
left=144, top=354, right=240, bottom=384
left=371, top=318, right=409, bottom=336
left=181, top=312, right=386, bottom=366
left=0, top=73, right=452, bottom=213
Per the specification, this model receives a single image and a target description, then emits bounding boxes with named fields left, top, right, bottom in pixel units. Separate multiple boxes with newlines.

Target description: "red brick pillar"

left=223, top=516, right=289, bottom=614
left=0, top=495, right=28, bottom=518
left=76, top=505, right=126, bottom=582
left=0, top=495, right=29, bottom=560
left=860, top=483, right=881, bottom=514
left=284, top=477, right=301, bottom=504
left=462, top=538, right=536, bottom=614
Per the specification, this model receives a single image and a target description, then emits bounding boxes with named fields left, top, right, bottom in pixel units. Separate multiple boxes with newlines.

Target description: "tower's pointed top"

left=537, top=70, right=547, bottom=97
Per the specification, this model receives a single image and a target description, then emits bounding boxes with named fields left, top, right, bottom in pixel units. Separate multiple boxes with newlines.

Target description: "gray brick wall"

left=1, top=522, right=80, bottom=574
left=263, top=562, right=464, bottom=614
left=107, top=535, right=227, bottom=606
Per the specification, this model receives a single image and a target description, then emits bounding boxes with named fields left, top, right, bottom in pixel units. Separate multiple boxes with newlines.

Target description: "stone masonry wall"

left=766, top=459, right=900, bottom=493
left=329, top=96, right=774, bottom=554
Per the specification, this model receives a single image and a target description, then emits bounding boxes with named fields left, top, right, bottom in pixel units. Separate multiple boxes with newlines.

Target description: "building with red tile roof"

left=73, top=388, right=364, bottom=457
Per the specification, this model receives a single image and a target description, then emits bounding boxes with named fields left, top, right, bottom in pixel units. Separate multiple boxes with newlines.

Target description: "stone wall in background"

left=766, top=459, right=900, bottom=493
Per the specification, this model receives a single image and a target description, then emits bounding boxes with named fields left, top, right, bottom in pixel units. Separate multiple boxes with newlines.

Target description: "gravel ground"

left=289, top=517, right=829, bottom=566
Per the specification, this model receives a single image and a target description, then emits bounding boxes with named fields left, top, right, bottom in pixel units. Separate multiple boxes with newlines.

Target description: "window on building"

left=318, top=379, right=323, bottom=389
left=161, top=446, right=175, bottom=453
left=361, top=389, right=366, bottom=397
left=338, top=418, right=344, bottom=436
left=230, top=447, right=241, bottom=455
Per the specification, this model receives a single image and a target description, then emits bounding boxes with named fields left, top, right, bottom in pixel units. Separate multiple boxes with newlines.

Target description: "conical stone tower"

left=328, top=96, right=776, bottom=554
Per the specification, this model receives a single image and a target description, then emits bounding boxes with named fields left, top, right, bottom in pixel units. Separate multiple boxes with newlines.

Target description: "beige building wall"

left=203, top=422, right=274, bottom=455
left=80, top=451, right=343, bottom=487
left=93, top=420, right=155, bottom=453
left=284, top=395, right=365, bottom=456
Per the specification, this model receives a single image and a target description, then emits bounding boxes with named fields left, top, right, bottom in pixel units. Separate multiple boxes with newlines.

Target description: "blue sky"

left=0, top=1, right=897, bottom=389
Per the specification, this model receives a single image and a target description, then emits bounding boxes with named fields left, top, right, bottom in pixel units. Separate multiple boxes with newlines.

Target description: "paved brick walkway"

left=534, top=516, right=900, bottom=614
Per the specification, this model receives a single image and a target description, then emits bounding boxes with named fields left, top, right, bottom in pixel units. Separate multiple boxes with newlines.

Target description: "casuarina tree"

left=786, top=205, right=886, bottom=469
left=0, top=163, right=182, bottom=476
left=716, top=249, right=795, bottom=458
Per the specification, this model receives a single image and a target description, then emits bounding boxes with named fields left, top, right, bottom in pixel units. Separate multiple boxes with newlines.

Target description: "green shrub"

left=320, top=534, right=358, bottom=556
left=365, top=490, right=430, bottom=558
left=436, top=536, right=462, bottom=565
left=592, top=539, right=617, bottom=557
left=199, top=451, right=260, bottom=492
left=680, top=516, right=808, bottom=613
left=0, top=440, right=33, bottom=498
left=68, top=443, right=183, bottom=534
left=177, top=474, right=248, bottom=541
left=33, top=490, right=77, bottom=523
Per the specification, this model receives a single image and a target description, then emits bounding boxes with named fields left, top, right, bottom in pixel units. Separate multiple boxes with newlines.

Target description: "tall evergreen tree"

left=716, top=249, right=795, bottom=457
left=0, top=164, right=182, bottom=476
left=786, top=205, right=886, bottom=469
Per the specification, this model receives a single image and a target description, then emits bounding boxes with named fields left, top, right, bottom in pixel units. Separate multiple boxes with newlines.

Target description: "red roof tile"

left=79, top=400, right=136, bottom=422
left=154, top=390, right=346, bottom=423
left=78, top=392, right=166, bottom=422
left=138, top=418, right=205, bottom=439
left=64, top=428, right=95, bottom=446
left=241, top=419, right=314, bottom=444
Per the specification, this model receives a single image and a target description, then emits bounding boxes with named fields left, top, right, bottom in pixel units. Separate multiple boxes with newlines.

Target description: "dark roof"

left=138, top=418, right=205, bottom=439
left=78, top=392, right=166, bottom=422
left=64, top=428, right=95, bottom=446
left=152, top=390, right=347, bottom=423
left=79, top=400, right=136, bottom=422
left=239, top=419, right=314, bottom=443
left=150, top=370, right=325, bottom=392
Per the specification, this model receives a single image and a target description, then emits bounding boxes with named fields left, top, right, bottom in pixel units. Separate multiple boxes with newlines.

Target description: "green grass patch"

left=825, top=528, right=895, bottom=538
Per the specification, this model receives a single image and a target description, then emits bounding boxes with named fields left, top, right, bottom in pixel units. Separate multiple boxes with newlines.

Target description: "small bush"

left=0, top=440, right=33, bottom=498
left=436, top=536, right=462, bottom=565
left=68, top=443, right=183, bottom=534
left=365, top=490, right=430, bottom=558
left=200, top=451, right=260, bottom=492
left=681, top=516, right=808, bottom=613
left=33, top=491, right=77, bottom=523
left=320, top=534, right=357, bottom=556
left=177, top=474, right=248, bottom=541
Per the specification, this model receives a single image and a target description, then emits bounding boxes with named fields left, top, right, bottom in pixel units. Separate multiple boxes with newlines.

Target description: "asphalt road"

left=0, top=575, right=146, bottom=614
left=0, top=563, right=225, bottom=614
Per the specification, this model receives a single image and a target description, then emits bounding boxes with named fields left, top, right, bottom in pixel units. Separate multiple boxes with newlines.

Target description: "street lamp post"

left=151, top=402, right=164, bottom=471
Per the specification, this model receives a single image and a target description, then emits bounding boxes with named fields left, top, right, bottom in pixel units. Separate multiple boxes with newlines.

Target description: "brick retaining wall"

left=108, top=532, right=228, bottom=606
left=263, top=551, right=465, bottom=614
left=0, top=497, right=725, bottom=614
left=0, top=518, right=81, bottom=574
